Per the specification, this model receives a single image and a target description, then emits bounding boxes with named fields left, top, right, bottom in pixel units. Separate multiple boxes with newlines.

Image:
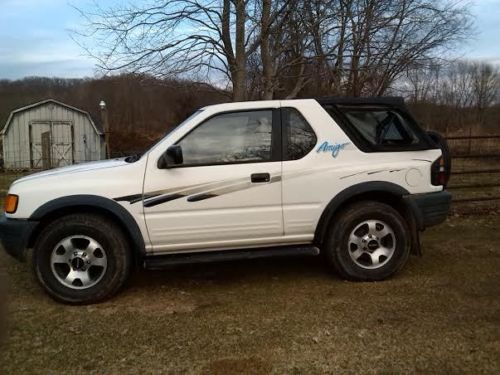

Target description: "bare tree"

left=252, top=0, right=313, bottom=99
left=402, top=60, right=499, bottom=134
left=404, top=62, right=443, bottom=103
left=417, top=60, right=500, bottom=112
left=74, top=1, right=248, bottom=100
left=75, top=0, right=473, bottom=100
left=301, top=0, right=473, bottom=96
left=75, top=0, right=300, bottom=101
left=471, top=62, right=500, bottom=124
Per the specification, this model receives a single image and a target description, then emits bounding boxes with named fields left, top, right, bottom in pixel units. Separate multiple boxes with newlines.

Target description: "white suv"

left=1, top=97, right=451, bottom=304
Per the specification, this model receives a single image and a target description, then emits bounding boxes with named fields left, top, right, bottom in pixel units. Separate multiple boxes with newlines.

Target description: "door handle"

left=251, top=173, right=270, bottom=183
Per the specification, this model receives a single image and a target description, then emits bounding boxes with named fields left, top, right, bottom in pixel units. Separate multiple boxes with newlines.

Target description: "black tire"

left=325, top=201, right=410, bottom=281
left=33, top=213, right=131, bottom=304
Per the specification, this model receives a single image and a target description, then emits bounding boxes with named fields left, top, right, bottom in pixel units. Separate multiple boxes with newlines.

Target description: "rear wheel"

left=325, top=201, right=410, bottom=281
left=33, top=213, right=131, bottom=304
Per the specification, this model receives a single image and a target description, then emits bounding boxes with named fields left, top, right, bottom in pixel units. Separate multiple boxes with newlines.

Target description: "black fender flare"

left=314, top=181, right=411, bottom=245
left=29, top=195, right=146, bottom=255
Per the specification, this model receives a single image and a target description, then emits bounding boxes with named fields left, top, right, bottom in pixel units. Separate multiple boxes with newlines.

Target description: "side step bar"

left=144, top=245, right=321, bottom=270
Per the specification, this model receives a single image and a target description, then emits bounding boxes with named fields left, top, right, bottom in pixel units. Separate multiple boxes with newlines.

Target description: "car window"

left=148, top=110, right=205, bottom=155
left=340, top=108, right=419, bottom=146
left=283, top=108, right=317, bottom=160
left=178, top=110, right=273, bottom=165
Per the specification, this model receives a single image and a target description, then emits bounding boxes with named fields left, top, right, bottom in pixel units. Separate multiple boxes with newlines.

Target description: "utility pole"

left=99, top=100, right=110, bottom=159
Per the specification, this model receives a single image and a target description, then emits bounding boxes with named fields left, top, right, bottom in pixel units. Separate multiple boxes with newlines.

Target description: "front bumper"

left=0, top=214, right=37, bottom=261
left=404, top=190, right=452, bottom=230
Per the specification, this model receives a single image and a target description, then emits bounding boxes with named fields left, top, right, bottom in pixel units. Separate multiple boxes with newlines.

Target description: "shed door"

left=30, top=122, right=51, bottom=169
left=29, top=122, right=74, bottom=169
left=51, top=122, right=73, bottom=167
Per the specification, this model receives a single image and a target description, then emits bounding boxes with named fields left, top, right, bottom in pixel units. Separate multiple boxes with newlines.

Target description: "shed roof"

left=0, top=99, right=104, bottom=136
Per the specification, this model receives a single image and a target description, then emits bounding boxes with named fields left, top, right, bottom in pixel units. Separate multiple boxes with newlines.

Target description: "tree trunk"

left=286, top=62, right=307, bottom=99
left=332, top=8, right=347, bottom=95
left=232, top=0, right=247, bottom=101
left=260, top=0, right=273, bottom=100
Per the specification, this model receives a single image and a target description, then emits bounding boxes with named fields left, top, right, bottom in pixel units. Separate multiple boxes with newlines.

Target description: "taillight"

left=431, top=157, right=449, bottom=187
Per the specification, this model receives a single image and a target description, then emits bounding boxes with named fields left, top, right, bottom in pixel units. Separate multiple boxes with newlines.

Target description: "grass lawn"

left=0, top=164, right=499, bottom=373
left=0, top=215, right=499, bottom=374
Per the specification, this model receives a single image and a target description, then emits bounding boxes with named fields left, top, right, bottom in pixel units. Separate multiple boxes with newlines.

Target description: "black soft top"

left=315, top=96, right=405, bottom=109
left=315, top=96, right=437, bottom=152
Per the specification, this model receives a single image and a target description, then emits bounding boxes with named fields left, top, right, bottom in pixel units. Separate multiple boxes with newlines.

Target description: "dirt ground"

left=0, top=214, right=499, bottom=374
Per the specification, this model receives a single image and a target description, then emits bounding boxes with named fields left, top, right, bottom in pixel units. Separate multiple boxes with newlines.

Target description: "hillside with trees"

left=1, top=61, right=499, bottom=155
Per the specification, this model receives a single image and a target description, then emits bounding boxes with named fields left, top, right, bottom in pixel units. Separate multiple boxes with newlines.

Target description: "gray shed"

left=1, top=99, right=105, bottom=170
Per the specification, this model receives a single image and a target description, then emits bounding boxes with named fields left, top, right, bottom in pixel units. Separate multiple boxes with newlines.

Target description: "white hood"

left=11, top=159, right=129, bottom=186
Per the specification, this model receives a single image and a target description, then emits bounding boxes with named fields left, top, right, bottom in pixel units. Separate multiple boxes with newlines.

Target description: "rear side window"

left=342, top=109, right=419, bottom=146
left=283, top=108, right=317, bottom=160
left=322, top=104, right=433, bottom=152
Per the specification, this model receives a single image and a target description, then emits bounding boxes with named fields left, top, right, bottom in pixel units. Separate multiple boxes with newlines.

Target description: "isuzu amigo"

left=1, top=97, right=451, bottom=304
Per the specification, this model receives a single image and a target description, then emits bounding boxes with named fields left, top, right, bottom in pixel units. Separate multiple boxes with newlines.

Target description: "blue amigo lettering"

left=316, top=141, right=349, bottom=158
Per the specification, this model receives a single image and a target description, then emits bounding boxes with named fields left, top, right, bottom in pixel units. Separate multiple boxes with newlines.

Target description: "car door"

left=280, top=106, right=321, bottom=239
left=143, top=108, right=284, bottom=254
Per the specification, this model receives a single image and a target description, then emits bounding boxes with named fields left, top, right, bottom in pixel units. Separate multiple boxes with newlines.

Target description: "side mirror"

left=158, top=145, right=183, bottom=169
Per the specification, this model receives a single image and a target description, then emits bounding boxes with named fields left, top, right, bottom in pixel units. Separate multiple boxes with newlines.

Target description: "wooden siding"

left=2, top=102, right=103, bottom=169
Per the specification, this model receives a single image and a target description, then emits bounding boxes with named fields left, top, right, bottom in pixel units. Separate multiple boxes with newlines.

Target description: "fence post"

left=468, top=126, right=472, bottom=155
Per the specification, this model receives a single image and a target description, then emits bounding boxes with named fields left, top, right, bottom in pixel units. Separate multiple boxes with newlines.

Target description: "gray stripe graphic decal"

left=116, top=164, right=405, bottom=206
left=143, top=193, right=187, bottom=207
left=187, top=193, right=218, bottom=202
left=114, top=194, right=146, bottom=203
left=113, top=180, right=237, bottom=205
left=114, top=166, right=346, bottom=207
left=113, top=176, right=279, bottom=207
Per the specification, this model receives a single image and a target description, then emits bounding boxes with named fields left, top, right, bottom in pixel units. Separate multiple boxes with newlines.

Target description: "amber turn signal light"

left=4, top=194, right=18, bottom=214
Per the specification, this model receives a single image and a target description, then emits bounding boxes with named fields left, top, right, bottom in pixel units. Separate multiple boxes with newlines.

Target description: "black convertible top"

left=315, top=96, right=405, bottom=108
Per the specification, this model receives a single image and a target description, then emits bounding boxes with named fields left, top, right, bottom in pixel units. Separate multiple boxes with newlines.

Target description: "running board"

left=143, top=245, right=321, bottom=269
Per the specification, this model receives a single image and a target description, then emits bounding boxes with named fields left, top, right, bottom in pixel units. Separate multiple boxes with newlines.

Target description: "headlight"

left=4, top=194, right=18, bottom=214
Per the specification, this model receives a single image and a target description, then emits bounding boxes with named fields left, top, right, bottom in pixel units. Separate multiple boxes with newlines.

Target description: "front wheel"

left=325, top=201, right=410, bottom=281
left=33, top=213, right=132, bottom=304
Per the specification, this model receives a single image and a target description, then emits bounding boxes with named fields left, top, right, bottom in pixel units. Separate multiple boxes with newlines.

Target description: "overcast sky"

left=0, top=0, right=499, bottom=80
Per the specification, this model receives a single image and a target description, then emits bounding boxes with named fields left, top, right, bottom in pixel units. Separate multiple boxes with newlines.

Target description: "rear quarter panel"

left=280, top=100, right=442, bottom=238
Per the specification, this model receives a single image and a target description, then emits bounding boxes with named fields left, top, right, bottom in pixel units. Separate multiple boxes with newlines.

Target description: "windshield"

left=125, top=109, right=204, bottom=162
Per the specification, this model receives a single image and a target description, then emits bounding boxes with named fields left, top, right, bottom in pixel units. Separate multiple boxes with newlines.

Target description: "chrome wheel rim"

left=50, top=235, right=108, bottom=290
left=348, top=220, right=396, bottom=269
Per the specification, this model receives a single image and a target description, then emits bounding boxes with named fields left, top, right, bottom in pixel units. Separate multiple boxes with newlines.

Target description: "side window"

left=283, top=108, right=317, bottom=160
left=178, top=110, right=273, bottom=165
left=339, top=108, right=419, bottom=147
